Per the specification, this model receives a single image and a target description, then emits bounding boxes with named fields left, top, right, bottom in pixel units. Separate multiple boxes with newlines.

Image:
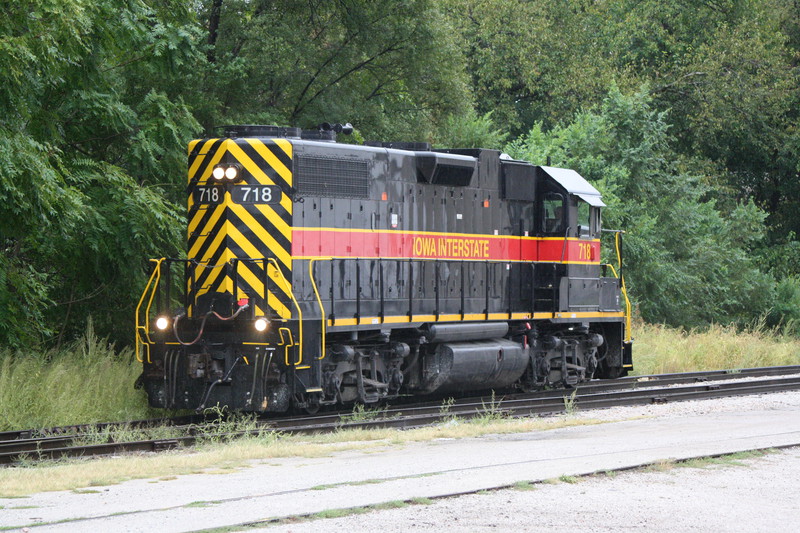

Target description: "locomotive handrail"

left=309, top=259, right=327, bottom=360
left=560, top=226, right=571, bottom=262
left=484, top=260, right=490, bottom=320
left=135, top=258, right=165, bottom=363
left=312, top=257, right=554, bottom=325
left=602, top=263, right=631, bottom=341
left=150, top=258, right=202, bottom=317
left=277, top=327, right=295, bottom=367
left=229, top=257, right=277, bottom=319
left=600, top=228, right=633, bottom=342
left=614, top=232, right=632, bottom=343
left=267, top=257, right=303, bottom=366
left=307, top=256, right=629, bottom=327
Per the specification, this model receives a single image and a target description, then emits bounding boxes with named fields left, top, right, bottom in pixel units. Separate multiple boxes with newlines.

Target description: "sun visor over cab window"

left=576, top=193, right=606, bottom=207
left=538, top=165, right=606, bottom=207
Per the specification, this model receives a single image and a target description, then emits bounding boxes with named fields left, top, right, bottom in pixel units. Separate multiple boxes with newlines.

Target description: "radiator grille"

left=295, top=156, right=369, bottom=198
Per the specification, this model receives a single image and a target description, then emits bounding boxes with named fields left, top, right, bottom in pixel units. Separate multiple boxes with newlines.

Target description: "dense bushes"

left=2, top=0, right=800, bottom=348
left=506, top=88, right=776, bottom=329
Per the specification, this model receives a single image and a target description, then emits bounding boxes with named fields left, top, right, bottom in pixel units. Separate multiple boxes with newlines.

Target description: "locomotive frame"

left=135, top=125, right=632, bottom=413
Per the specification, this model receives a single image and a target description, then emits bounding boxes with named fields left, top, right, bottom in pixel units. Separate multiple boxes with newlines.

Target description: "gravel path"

left=5, top=390, right=800, bottom=532
left=265, top=447, right=800, bottom=533
left=258, top=391, right=800, bottom=533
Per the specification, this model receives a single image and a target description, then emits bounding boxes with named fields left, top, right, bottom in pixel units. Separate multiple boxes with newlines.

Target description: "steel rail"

left=264, top=365, right=800, bottom=429
left=284, top=375, right=800, bottom=433
left=2, top=366, right=800, bottom=465
left=0, top=414, right=209, bottom=443
left=3, top=365, right=796, bottom=443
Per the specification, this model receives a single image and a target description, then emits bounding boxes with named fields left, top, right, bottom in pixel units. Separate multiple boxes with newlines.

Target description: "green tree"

left=441, top=0, right=632, bottom=133
left=433, top=110, right=508, bottom=149
left=507, top=87, right=774, bottom=328
left=0, top=0, right=202, bottom=347
left=197, top=0, right=474, bottom=141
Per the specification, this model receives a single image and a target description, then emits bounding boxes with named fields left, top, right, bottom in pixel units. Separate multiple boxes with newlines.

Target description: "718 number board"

left=193, top=185, right=282, bottom=205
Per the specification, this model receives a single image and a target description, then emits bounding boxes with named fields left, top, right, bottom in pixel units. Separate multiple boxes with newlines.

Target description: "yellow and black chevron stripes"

left=186, top=138, right=294, bottom=319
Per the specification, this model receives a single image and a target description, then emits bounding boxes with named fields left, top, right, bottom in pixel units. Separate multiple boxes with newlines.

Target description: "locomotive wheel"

left=304, top=402, right=321, bottom=415
left=293, top=392, right=322, bottom=415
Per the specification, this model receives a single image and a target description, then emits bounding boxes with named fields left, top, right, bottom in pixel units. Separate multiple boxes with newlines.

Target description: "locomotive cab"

left=536, top=166, right=603, bottom=238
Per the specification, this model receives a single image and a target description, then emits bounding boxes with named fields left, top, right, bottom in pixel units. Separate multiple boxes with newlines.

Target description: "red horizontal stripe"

left=293, top=229, right=600, bottom=263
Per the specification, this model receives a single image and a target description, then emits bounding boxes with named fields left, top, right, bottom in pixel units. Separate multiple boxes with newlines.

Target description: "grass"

left=438, top=397, right=456, bottom=422
left=645, top=449, right=773, bottom=472
left=185, top=501, right=220, bottom=508
left=2, top=321, right=798, bottom=432
left=339, top=403, right=391, bottom=424
left=475, top=390, right=507, bottom=423
left=631, top=321, right=800, bottom=375
left=0, top=415, right=604, bottom=498
left=0, top=324, right=166, bottom=431
left=71, top=422, right=188, bottom=447
left=512, top=481, right=536, bottom=491
left=298, top=500, right=410, bottom=523
left=563, top=389, right=578, bottom=415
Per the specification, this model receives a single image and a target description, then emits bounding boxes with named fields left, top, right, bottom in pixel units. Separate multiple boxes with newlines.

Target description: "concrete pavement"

left=2, top=395, right=800, bottom=532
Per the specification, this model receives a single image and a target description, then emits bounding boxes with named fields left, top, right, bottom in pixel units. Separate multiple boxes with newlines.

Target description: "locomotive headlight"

left=155, top=316, right=170, bottom=331
left=254, top=317, right=269, bottom=332
left=212, top=166, right=225, bottom=180
left=224, top=165, right=238, bottom=180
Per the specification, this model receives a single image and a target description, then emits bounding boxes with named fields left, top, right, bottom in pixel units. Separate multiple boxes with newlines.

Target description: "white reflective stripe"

left=576, top=193, right=606, bottom=207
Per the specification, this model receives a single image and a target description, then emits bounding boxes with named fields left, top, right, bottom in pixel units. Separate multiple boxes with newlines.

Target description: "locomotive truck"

left=135, top=124, right=632, bottom=413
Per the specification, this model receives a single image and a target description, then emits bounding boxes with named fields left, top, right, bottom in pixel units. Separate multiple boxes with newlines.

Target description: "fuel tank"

left=419, top=339, right=528, bottom=394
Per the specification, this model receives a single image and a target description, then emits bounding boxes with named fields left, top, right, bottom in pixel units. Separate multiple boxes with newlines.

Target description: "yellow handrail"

left=614, top=233, right=632, bottom=343
left=267, top=257, right=303, bottom=366
left=309, top=259, right=327, bottom=360
left=135, top=258, right=165, bottom=363
left=278, top=327, right=295, bottom=366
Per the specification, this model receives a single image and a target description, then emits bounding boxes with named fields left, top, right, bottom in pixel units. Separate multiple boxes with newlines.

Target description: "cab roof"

left=540, top=165, right=605, bottom=207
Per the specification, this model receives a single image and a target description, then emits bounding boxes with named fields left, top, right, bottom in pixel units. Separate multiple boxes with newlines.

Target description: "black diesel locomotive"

left=135, top=125, right=632, bottom=413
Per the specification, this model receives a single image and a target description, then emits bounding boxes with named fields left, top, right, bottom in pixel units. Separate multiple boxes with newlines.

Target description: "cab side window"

left=542, top=193, right=565, bottom=234
left=577, top=201, right=590, bottom=237
left=591, top=206, right=601, bottom=236
left=577, top=201, right=602, bottom=238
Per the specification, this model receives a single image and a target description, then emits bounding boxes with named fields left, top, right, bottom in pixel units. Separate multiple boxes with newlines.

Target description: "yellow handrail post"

left=309, top=259, right=327, bottom=360
left=278, top=327, right=295, bottom=366
left=268, top=258, right=303, bottom=366
left=614, top=232, right=632, bottom=343
left=135, top=258, right=165, bottom=363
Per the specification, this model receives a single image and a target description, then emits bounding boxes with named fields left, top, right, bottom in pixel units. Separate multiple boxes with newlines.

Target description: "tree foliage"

left=0, top=0, right=201, bottom=347
left=507, top=88, right=773, bottom=327
left=197, top=0, right=473, bottom=140
left=2, top=0, right=800, bottom=347
left=440, top=0, right=623, bottom=132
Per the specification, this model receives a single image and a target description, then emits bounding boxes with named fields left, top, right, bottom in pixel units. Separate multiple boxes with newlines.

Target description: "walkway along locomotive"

left=135, top=125, right=633, bottom=413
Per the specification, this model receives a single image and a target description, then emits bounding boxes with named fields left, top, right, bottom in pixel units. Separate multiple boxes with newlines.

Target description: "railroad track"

left=2, top=365, right=799, bottom=466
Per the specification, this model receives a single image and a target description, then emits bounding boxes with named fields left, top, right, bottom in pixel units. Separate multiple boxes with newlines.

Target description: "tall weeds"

left=1, top=322, right=799, bottom=431
left=632, top=322, right=800, bottom=375
left=0, top=323, right=155, bottom=431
